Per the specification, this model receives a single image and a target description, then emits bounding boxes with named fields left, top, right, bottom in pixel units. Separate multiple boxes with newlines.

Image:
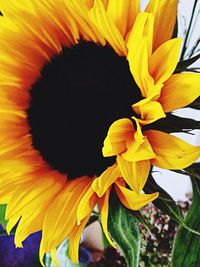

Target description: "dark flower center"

left=27, top=41, right=142, bottom=179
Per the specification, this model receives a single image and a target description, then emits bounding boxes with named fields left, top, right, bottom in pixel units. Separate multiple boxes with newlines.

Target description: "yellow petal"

left=65, top=0, right=105, bottom=45
left=123, top=136, right=155, bottom=162
left=77, top=185, right=97, bottom=224
left=145, top=130, right=200, bottom=169
left=69, top=215, right=90, bottom=264
left=6, top=216, right=20, bottom=235
left=40, top=176, right=91, bottom=253
left=14, top=210, right=44, bottom=248
left=103, top=118, right=134, bottom=157
left=0, top=0, right=35, bottom=17
left=117, top=156, right=150, bottom=193
left=128, top=36, right=154, bottom=98
left=159, top=73, right=200, bottom=112
left=133, top=100, right=166, bottom=124
left=98, top=188, right=117, bottom=248
left=127, top=12, right=154, bottom=58
left=122, top=118, right=155, bottom=162
left=107, top=0, right=140, bottom=37
left=115, top=182, right=159, bottom=210
left=92, top=163, right=120, bottom=197
left=145, top=0, right=178, bottom=51
left=149, top=38, right=182, bottom=84
left=5, top=174, right=65, bottom=219
left=127, top=13, right=154, bottom=97
left=88, top=0, right=127, bottom=56
left=50, top=249, right=59, bottom=267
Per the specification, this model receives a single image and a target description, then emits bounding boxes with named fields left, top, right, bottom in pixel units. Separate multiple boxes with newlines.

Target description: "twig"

left=180, top=0, right=199, bottom=60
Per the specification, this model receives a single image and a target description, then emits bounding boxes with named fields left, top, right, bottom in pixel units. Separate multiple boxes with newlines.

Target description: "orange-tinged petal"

left=98, top=188, right=117, bottom=248
left=149, top=38, right=182, bottom=84
left=117, top=156, right=150, bottom=193
left=115, top=182, right=159, bottom=210
left=145, top=130, right=200, bottom=169
left=92, top=163, right=120, bottom=197
left=83, top=0, right=94, bottom=8
left=88, top=0, right=127, bottom=56
left=107, top=0, right=140, bottom=37
left=159, top=73, right=200, bottom=112
left=69, top=215, right=90, bottom=264
left=145, top=0, right=178, bottom=51
left=103, top=118, right=134, bottom=157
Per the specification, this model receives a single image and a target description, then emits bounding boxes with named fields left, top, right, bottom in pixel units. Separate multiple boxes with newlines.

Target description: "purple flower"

left=0, top=228, right=41, bottom=267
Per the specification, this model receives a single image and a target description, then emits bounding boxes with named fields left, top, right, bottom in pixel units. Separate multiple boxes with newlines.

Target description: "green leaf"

left=0, top=204, right=7, bottom=228
left=108, top=194, right=141, bottom=267
left=144, top=174, right=183, bottom=223
left=172, top=178, right=200, bottom=266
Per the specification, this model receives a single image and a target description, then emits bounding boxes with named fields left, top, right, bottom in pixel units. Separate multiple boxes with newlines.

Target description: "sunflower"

left=0, top=0, right=199, bottom=266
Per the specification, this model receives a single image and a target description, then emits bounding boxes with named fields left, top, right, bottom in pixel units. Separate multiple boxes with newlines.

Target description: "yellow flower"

left=0, top=0, right=199, bottom=266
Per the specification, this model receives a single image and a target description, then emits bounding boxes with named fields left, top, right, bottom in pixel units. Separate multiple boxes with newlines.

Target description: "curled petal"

left=133, top=100, right=166, bottom=124
left=122, top=118, right=155, bottom=162
left=117, top=156, right=150, bottom=193
left=103, top=118, right=134, bottom=157
left=92, top=163, right=120, bottom=197
left=123, top=136, right=155, bottom=162
left=115, top=182, right=159, bottom=210
left=145, top=130, right=200, bottom=169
